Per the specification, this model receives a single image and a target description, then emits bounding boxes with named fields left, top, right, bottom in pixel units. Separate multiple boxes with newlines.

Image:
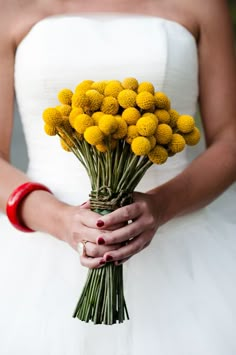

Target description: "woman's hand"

left=94, top=192, right=161, bottom=265
left=60, top=201, right=123, bottom=268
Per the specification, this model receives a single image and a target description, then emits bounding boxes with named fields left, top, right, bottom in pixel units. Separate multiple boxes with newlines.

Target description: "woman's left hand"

left=95, top=191, right=160, bottom=265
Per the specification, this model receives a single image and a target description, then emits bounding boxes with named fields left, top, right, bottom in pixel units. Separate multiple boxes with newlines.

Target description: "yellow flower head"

left=154, top=109, right=170, bottom=124
left=73, top=114, right=94, bottom=134
left=148, top=135, right=156, bottom=150
left=177, top=115, right=195, bottom=133
left=72, top=92, right=90, bottom=109
left=101, top=96, right=119, bottom=115
left=57, top=88, right=73, bottom=105
left=104, top=81, right=123, bottom=98
left=84, top=126, right=104, bottom=145
left=118, top=89, right=137, bottom=108
left=44, top=124, right=57, bottom=136
left=57, top=104, right=72, bottom=117
left=112, top=116, right=128, bottom=139
left=75, top=80, right=94, bottom=93
left=155, top=124, right=173, bottom=144
left=92, top=111, right=104, bottom=125
left=168, top=133, right=186, bottom=153
left=125, top=125, right=139, bottom=144
left=138, top=82, right=155, bottom=95
left=91, top=80, right=108, bottom=94
left=69, top=107, right=84, bottom=127
left=148, top=145, right=168, bottom=164
left=155, top=92, right=170, bottom=110
left=136, top=116, right=157, bottom=136
left=99, top=114, right=119, bottom=135
left=169, top=109, right=180, bottom=128
left=142, top=112, right=158, bottom=124
left=122, top=107, right=141, bottom=125
left=182, top=127, right=201, bottom=146
left=86, top=89, right=104, bottom=111
left=42, top=108, right=64, bottom=127
left=136, top=91, right=155, bottom=110
left=122, top=77, right=139, bottom=91
left=96, top=143, right=107, bottom=153
left=131, top=136, right=151, bottom=156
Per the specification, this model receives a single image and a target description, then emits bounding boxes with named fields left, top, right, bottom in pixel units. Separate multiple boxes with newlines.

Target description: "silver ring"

left=77, top=240, right=88, bottom=256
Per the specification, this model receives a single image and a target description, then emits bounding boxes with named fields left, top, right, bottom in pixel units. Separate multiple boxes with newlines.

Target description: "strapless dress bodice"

left=14, top=14, right=199, bottom=204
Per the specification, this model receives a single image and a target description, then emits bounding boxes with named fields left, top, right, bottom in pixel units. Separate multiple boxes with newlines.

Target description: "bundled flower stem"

left=42, top=77, right=201, bottom=324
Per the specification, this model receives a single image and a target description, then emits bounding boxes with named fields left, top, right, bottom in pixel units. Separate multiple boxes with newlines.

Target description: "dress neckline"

left=16, top=12, right=197, bottom=50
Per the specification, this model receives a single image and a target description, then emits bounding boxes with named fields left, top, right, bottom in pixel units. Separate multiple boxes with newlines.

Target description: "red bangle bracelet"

left=6, top=182, right=52, bottom=232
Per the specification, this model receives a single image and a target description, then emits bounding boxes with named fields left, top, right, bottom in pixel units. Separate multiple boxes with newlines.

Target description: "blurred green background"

left=229, top=0, right=236, bottom=36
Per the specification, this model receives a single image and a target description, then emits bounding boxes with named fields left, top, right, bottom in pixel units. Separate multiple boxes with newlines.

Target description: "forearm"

left=148, top=139, right=236, bottom=225
left=0, top=157, right=68, bottom=238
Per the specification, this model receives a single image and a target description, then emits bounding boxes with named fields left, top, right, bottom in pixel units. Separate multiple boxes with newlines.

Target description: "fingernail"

left=97, top=237, right=105, bottom=245
left=99, top=259, right=106, bottom=265
left=97, top=220, right=104, bottom=227
left=80, top=201, right=87, bottom=206
left=105, top=255, right=113, bottom=262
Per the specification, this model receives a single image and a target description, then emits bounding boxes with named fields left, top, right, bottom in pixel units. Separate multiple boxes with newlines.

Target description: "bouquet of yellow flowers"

left=42, top=77, right=200, bottom=325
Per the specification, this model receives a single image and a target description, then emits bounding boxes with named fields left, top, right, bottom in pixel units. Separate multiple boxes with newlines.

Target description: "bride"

left=0, top=0, right=235, bottom=354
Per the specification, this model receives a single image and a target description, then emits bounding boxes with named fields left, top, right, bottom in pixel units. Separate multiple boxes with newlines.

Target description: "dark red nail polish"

left=106, top=255, right=113, bottom=262
left=99, top=259, right=106, bottom=265
left=80, top=201, right=87, bottom=206
left=97, top=237, right=105, bottom=245
left=97, top=220, right=104, bottom=227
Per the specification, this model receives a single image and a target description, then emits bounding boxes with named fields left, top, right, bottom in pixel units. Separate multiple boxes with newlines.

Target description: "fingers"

left=80, top=255, right=105, bottom=269
left=96, top=203, right=142, bottom=230
left=78, top=241, right=122, bottom=258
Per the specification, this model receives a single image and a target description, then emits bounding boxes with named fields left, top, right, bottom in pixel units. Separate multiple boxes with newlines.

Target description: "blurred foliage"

left=228, top=0, right=236, bottom=37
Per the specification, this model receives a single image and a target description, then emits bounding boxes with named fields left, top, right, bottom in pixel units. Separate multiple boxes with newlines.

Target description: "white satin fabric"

left=0, top=14, right=235, bottom=355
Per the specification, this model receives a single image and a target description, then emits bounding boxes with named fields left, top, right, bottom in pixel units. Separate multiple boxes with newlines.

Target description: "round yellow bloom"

left=125, top=125, right=139, bottom=144
left=92, top=111, right=104, bottom=125
left=168, top=133, right=186, bottom=153
left=69, top=107, right=84, bottom=127
left=155, top=124, right=173, bottom=144
left=84, top=126, right=104, bottom=145
left=72, top=92, right=90, bottom=109
left=44, top=124, right=57, bottom=136
left=75, top=80, right=94, bottom=93
left=57, top=88, right=73, bottom=105
left=60, top=138, right=71, bottom=152
left=136, top=91, right=155, bottom=110
left=155, top=92, right=170, bottom=110
left=112, top=116, right=128, bottom=139
left=86, top=90, right=104, bottom=111
left=148, top=135, right=156, bottom=150
left=148, top=145, right=168, bottom=164
left=101, top=96, right=119, bottom=115
left=182, top=127, right=201, bottom=146
left=99, top=114, right=119, bottom=135
left=42, top=108, right=64, bottom=126
left=57, top=104, right=72, bottom=117
left=155, top=109, right=170, bottom=124
left=73, top=114, right=94, bottom=134
left=96, top=143, right=107, bottom=152
left=136, top=116, right=157, bottom=136
left=142, top=113, right=158, bottom=124
left=91, top=80, right=108, bottom=94
left=122, top=77, right=139, bottom=91
left=122, top=107, right=141, bottom=125
left=104, top=81, right=123, bottom=98
left=177, top=115, right=195, bottom=133
left=118, top=89, right=137, bottom=108
left=131, top=137, right=151, bottom=156
left=138, top=82, right=155, bottom=94
left=169, top=109, right=180, bottom=128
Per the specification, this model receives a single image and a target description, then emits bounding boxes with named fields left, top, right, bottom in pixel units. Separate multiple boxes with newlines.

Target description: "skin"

left=0, top=0, right=236, bottom=268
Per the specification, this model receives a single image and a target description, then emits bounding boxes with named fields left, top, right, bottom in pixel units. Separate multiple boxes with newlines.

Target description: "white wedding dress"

left=0, top=14, right=236, bottom=355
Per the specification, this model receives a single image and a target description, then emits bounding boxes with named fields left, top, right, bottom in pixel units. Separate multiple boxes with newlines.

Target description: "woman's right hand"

left=59, top=201, right=123, bottom=268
